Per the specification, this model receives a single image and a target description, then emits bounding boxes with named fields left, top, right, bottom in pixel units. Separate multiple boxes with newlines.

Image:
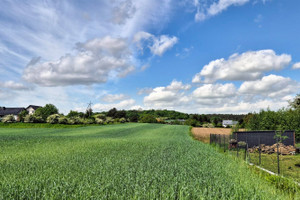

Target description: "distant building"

left=0, top=105, right=42, bottom=121
left=26, top=105, right=42, bottom=115
left=222, top=120, right=238, bottom=127
left=0, top=107, right=25, bottom=120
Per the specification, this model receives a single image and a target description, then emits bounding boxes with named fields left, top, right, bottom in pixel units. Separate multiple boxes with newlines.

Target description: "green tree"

left=18, top=110, right=28, bottom=122
left=107, top=108, right=117, bottom=118
left=34, top=104, right=59, bottom=121
left=289, top=94, right=300, bottom=109
left=139, top=114, right=157, bottom=123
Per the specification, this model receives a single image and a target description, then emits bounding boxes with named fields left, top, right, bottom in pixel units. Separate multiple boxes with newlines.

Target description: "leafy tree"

left=107, top=108, right=117, bottom=118
left=18, top=110, right=28, bottom=122
left=35, top=104, right=59, bottom=121
left=139, top=114, right=157, bottom=123
left=184, top=118, right=199, bottom=127
left=67, top=110, right=84, bottom=118
left=128, top=111, right=139, bottom=122
left=116, top=110, right=127, bottom=118
left=289, top=94, right=300, bottom=109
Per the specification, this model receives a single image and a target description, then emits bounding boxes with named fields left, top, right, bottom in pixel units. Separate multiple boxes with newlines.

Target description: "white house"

left=222, top=120, right=238, bottom=127
left=26, top=105, right=42, bottom=115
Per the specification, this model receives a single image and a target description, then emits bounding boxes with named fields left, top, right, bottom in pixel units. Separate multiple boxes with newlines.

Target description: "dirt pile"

left=248, top=143, right=296, bottom=155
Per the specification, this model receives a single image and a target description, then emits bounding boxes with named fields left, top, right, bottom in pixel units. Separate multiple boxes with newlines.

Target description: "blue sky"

left=1, top=0, right=300, bottom=114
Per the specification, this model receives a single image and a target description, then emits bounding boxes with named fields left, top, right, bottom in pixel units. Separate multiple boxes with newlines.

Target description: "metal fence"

left=209, top=132, right=298, bottom=179
left=233, top=131, right=295, bottom=147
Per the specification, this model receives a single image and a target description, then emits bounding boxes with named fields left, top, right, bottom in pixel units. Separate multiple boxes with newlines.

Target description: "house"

left=222, top=120, right=238, bottom=127
left=26, top=105, right=42, bottom=115
left=0, top=107, right=25, bottom=121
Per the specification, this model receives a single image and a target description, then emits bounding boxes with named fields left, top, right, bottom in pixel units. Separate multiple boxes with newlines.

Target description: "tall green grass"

left=0, top=124, right=297, bottom=199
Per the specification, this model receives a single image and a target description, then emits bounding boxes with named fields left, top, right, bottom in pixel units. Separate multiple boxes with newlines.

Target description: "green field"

left=0, top=124, right=298, bottom=199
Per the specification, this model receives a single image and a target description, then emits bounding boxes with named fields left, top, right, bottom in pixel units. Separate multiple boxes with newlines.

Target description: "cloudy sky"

left=1, top=0, right=300, bottom=114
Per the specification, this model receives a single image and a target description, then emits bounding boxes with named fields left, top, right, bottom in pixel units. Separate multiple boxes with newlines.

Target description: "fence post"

left=259, top=136, right=261, bottom=166
left=277, top=138, right=280, bottom=175
left=237, top=144, right=239, bottom=158
left=223, top=134, right=226, bottom=152
left=210, top=134, right=211, bottom=145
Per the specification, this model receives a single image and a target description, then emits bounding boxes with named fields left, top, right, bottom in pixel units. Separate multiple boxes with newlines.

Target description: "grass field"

left=0, top=124, right=298, bottom=199
left=249, top=152, right=300, bottom=183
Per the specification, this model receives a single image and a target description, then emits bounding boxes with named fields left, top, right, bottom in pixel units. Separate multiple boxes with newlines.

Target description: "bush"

left=95, top=118, right=104, bottom=124
left=139, top=114, right=157, bottom=123
left=119, top=118, right=126, bottom=123
left=2, top=115, right=16, bottom=123
left=184, top=118, right=199, bottom=127
left=46, top=114, right=60, bottom=124
left=68, top=117, right=83, bottom=125
left=105, top=117, right=114, bottom=124
left=94, top=114, right=106, bottom=120
left=58, top=116, right=68, bottom=124
left=82, top=118, right=95, bottom=124
left=24, top=115, right=44, bottom=123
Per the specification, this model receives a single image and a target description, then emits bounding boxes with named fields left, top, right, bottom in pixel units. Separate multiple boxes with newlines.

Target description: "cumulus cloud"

left=239, top=74, right=300, bottom=98
left=193, top=49, right=291, bottom=83
left=192, top=83, right=237, bottom=105
left=195, top=0, right=250, bottom=21
left=101, top=94, right=128, bottom=103
left=133, top=31, right=178, bottom=56
left=143, top=80, right=190, bottom=109
left=23, top=36, right=135, bottom=86
left=292, top=62, right=300, bottom=69
left=93, top=99, right=137, bottom=111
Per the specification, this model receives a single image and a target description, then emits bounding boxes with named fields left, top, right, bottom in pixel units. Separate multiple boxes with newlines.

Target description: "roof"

left=0, top=107, right=25, bottom=116
left=26, top=105, right=42, bottom=110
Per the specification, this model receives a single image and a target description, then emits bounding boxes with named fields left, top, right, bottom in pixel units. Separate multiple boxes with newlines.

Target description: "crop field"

left=192, top=128, right=232, bottom=143
left=0, top=124, right=297, bottom=199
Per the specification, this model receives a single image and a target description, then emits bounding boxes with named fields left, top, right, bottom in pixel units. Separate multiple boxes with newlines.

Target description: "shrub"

left=94, top=114, right=106, bottom=120
left=95, top=118, right=104, bottom=124
left=105, top=117, right=114, bottom=124
left=82, top=118, right=94, bottom=124
left=46, top=114, right=60, bottom=124
left=119, top=118, right=126, bottom=123
left=184, top=118, right=199, bottom=127
left=58, top=116, right=68, bottom=124
left=139, top=114, right=157, bottom=123
left=2, top=115, right=16, bottom=123
left=24, top=115, right=44, bottom=123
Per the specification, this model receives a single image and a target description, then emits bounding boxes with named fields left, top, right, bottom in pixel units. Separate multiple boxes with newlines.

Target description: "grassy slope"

left=0, top=124, right=297, bottom=199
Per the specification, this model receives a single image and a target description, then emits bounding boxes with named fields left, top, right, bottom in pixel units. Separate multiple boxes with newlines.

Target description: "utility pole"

left=86, top=101, right=93, bottom=118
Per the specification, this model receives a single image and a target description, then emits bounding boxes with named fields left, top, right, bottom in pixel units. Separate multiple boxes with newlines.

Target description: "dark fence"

left=210, top=131, right=297, bottom=177
left=233, top=131, right=295, bottom=148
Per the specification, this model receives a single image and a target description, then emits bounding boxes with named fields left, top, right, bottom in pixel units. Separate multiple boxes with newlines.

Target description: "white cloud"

left=292, top=62, right=300, bottom=69
left=192, top=83, right=237, bottom=105
left=111, top=0, right=136, bottom=25
left=1, top=81, right=31, bottom=90
left=193, top=49, right=291, bottom=83
left=134, top=31, right=178, bottom=56
left=195, top=0, right=250, bottom=21
left=143, top=80, right=190, bottom=109
left=93, top=99, right=137, bottom=111
left=150, top=35, right=178, bottom=56
left=101, top=94, right=128, bottom=103
left=23, top=36, right=135, bottom=86
left=137, top=88, right=153, bottom=95
left=239, top=74, right=300, bottom=98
